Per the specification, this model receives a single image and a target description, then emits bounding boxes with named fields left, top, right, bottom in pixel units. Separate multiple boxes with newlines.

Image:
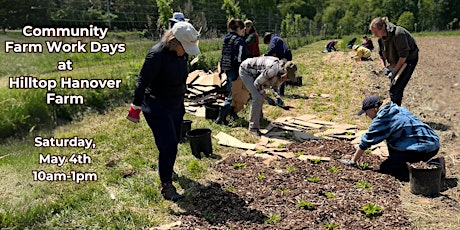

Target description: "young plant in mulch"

left=256, top=149, right=265, bottom=154
left=233, top=163, right=246, bottom=169
left=296, top=151, right=306, bottom=156
left=360, top=203, right=383, bottom=219
left=277, top=188, right=290, bottom=195
left=307, top=176, right=320, bottom=183
left=277, top=143, right=286, bottom=148
left=323, top=222, right=340, bottom=229
left=328, top=166, right=341, bottom=173
left=325, top=192, right=336, bottom=199
left=202, top=211, right=216, bottom=223
left=223, top=184, right=236, bottom=192
left=285, top=165, right=296, bottom=172
left=264, top=213, right=282, bottom=224
left=356, top=180, right=372, bottom=189
left=309, top=158, right=323, bottom=164
left=257, top=172, right=265, bottom=180
left=297, top=200, right=316, bottom=210
left=358, top=162, right=371, bottom=170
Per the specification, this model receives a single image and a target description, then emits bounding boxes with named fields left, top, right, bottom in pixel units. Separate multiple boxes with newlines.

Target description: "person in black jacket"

left=126, top=22, right=200, bottom=202
left=216, top=18, right=249, bottom=125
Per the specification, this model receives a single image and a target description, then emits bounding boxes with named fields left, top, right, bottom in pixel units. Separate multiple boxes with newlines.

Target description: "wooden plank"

left=214, top=132, right=256, bottom=150
left=293, top=114, right=317, bottom=122
left=290, top=119, right=323, bottom=129
left=298, top=155, right=331, bottom=162
left=292, top=131, right=323, bottom=141
left=308, top=119, right=337, bottom=126
left=331, top=123, right=358, bottom=130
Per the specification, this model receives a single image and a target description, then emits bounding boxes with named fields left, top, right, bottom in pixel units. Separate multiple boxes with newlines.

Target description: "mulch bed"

left=174, top=139, right=414, bottom=229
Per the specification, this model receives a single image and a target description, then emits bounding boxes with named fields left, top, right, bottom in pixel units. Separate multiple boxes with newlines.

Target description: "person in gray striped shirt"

left=340, top=95, right=440, bottom=180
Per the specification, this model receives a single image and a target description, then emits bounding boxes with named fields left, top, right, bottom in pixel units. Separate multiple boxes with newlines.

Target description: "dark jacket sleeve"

left=132, top=49, right=162, bottom=106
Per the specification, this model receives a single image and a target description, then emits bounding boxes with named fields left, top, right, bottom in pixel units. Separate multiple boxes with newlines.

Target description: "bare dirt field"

left=166, top=36, right=459, bottom=229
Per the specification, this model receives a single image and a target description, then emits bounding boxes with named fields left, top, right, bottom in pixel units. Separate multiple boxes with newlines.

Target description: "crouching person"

left=238, top=56, right=297, bottom=135
left=339, top=95, right=441, bottom=180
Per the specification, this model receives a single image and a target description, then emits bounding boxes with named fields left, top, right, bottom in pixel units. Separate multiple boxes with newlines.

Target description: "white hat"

left=172, top=22, right=200, bottom=55
left=170, top=12, right=189, bottom=22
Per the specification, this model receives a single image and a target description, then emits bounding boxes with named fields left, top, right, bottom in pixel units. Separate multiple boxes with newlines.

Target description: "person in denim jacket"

left=341, top=95, right=440, bottom=180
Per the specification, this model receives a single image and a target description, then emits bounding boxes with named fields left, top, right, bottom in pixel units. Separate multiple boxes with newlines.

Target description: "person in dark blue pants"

left=127, top=21, right=200, bottom=201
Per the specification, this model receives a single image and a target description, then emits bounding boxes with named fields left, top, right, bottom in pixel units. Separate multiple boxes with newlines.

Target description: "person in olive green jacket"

left=369, top=17, right=419, bottom=106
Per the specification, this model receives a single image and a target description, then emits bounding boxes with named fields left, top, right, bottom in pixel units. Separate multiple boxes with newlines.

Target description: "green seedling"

left=323, top=222, right=340, bottom=229
left=264, top=213, right=282, bottom=224
left=358, top=162, right=371, bottom=170
left=277, top=143, right=286, bottom=148
left=285, top=165, right=296, bottom=172
left=268, top=140, right=275, bottom=144
left=233, top=163, right=246, bottom=169
left=356, top=180, right=372, bottom=189
left=328, top=166, right=341, bottom=173
left=345, top=131, right=354, bottom=136
left=256, top=149, right=264, bottom=154
left=257, top=172, right=265, bottom=180
left=360, top=203, right=383, bottom=219
left=277, top=188, right=290, bottom=195
left=283, top=132, right=293, bottom=138
left=224, top=185, right=235, bottom=192
left=297, top=200, right=315, bottom=210
left=295, top=151, right=306, bottom=156
left=307, top=176, right=320, bottom=183
left=202, top=211, right=216, bottom=223
left=325, top=192, right=336, bottom=199
left=309, top=158, right=323, bottom=164
left=364, top=149, right=372, bottom=154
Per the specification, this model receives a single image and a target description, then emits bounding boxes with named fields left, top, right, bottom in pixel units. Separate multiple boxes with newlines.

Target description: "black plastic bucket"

left=181, top=120, right=193, bottom=141
left=186, top=128, right=212, bottom=159
left=296, top=76, right=302, bottom=86
left=205, top=105, right=220, bottom=120
left=408, top=162, right=441, bottom=196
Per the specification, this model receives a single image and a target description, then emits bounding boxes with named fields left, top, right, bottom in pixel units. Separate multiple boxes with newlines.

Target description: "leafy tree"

left=221, top=0, right=244, bottom=20
left=397, top=11, right=415, bottom=31
left=156, top=0, right=173, bottom=32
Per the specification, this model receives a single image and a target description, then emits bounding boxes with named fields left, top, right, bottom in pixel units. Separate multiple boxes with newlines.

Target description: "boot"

left=228, top=106, right=241, bottom=121
left=215, top=105, right=231, bottom=125
left=161, top=182, right=184, bottom=202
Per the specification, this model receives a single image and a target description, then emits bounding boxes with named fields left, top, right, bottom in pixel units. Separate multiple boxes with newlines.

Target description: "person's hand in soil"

left=337, top=159, right=356, bottom=166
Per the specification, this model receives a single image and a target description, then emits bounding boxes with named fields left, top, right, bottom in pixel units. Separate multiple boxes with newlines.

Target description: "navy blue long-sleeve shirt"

left=132, top=42, right=189, bottom=106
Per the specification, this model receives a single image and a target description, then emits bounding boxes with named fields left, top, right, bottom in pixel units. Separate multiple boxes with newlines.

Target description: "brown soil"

left=175, top=140, right=414, bottom=229
left=171, top=36, right=459, bottom=229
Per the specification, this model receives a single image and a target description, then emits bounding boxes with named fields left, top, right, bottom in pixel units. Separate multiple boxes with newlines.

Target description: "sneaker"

left=161, top=182, right=184, bottom=202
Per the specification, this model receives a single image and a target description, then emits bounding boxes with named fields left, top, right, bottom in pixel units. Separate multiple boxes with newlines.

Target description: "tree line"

left=1, top=0, right=459, bottom=38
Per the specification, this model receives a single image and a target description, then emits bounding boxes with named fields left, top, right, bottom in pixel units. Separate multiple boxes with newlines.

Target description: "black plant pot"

left=408, top=162, right=441, bottom=196
left=205, top=104, right=220, bottom=120
left=186, top=128, right=212, bottom=159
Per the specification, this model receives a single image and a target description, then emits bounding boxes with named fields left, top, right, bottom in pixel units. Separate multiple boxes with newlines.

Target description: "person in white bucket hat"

left=126, top=21, right=200, bottom=201
left=168, top=12, right=189, bottom=29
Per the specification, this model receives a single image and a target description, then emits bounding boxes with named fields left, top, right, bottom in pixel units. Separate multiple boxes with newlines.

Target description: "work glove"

left=387, top=69, right=397, bottom=81
left=266, top=96, right=276, bottom=106
left=276, top=98, right=284, bottom=107
left=382, top=67, right=391, bottom=76
left=337, top=159, right=356, bottom=166
left=126, top=104, right=142, bottom=123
